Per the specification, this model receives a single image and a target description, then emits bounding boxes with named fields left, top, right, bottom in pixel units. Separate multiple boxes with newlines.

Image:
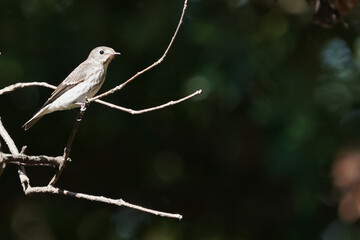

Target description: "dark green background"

left=1, top=0, right=360, bottom=239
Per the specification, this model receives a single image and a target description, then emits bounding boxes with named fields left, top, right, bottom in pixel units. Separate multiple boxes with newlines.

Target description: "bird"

left=23, top=46, right=120, bottom=130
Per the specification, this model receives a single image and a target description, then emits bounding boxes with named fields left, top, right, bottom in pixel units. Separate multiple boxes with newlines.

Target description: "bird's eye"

left=99, top=50, right=104, bottom=55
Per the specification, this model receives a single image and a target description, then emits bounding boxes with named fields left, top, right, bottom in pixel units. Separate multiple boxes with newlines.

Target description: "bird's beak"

left=113, top=52, right=121, bottom=56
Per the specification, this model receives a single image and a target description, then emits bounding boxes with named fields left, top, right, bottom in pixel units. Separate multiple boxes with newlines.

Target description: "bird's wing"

left=41, top=62, right=89, bottom=107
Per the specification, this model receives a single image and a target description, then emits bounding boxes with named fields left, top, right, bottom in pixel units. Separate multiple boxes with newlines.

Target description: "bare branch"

left=49, top=102, right=89, bottom=186
left=17, top=147, right=31, bottom=190
left=88, top=0, right=188, bottom=102
left=0, top=82, right=56, bottom=96
left=0, top=118, right=20, bottom=155
left=25, top=185, right=182, bottom=219
left=2, top=153, right=64, bottom=167
left=17, top=166, right=30, bottom=191
left=96, top=89, right=202, bottom=114
left=0, top=118, right=31, bottom=191
left=0, top=118, right=182, bottom=219
left=2, top=81, right=201, bottom=115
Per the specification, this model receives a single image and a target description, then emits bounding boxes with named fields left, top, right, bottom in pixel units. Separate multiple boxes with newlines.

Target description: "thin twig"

left=0, top=82, right=56, bottom=96
left=25, top=185, right=182, bottom=219
left=88, top=0, right=188, bottom=102
left=49, top=102, right=89, bottom=186
left=1, top=82, right=202, bottom=115
left=96, top=89, right=202, bottom=114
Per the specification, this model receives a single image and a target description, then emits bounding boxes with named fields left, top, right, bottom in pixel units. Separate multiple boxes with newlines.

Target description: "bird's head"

left=88, top=46, right=121, bottom=67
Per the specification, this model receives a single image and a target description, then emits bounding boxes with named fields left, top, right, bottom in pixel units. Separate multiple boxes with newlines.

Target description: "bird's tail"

left=23, top=107, right=48, bottom=130
left=23, top=115, right=43, bottom=130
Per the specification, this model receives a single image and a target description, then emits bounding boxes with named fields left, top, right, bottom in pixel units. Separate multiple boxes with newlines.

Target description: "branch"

left=1, top=82, right=202, bottom=115
left=25, top=185, right=182, bottom=219
left=2, top=153, right=64, bottom=167
left=0, top=82, right=56, bottom=95
left=0, top=118, right=21, bottom=155
left=88, top=0, right=188, bottom=102
left=0, top=117, right=31, bottom=191
left=96, top=89, right=202, bottom=114
left=48, top=102, right=88, bottom=186
left=0, top=118, right=182, bottom=219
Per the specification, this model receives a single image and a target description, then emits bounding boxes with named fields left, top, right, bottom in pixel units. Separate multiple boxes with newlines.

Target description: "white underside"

left=46, top=81, right=101, bottom=112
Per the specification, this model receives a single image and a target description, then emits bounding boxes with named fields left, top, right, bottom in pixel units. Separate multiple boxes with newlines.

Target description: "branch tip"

left=88, top=0, right=188, bottom=102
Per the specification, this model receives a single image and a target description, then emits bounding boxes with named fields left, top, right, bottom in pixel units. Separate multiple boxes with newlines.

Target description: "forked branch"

left=0, top=118, right=182, bottom=219
left=0, top=82, right=201, bottom=116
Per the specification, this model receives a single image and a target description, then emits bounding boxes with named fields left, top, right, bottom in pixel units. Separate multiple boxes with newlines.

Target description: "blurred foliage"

left=2, top=0, right=360, bottom=239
